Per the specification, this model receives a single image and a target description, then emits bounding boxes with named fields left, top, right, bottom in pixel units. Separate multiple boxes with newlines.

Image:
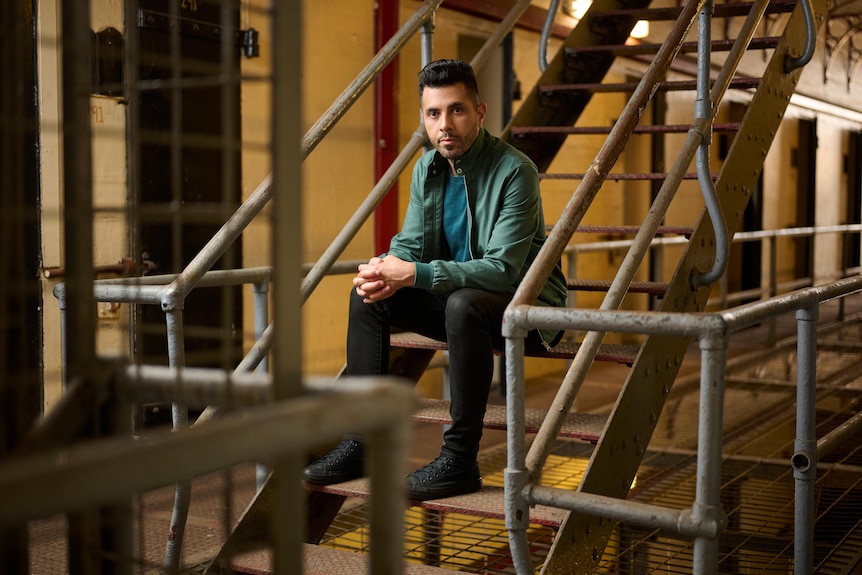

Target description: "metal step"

left=564, top=36, right=780, bottom=59
left=567, top=278, right=668, bottom=296
left=389, top=331, right=639, bottom=365
left=231, top=544, right=454, bottom=574
left=542, top=170, right=712, bottom=180
left=305, top=480, right=568, bottom=528
left=512, top=122, right=739, bottom=136
left=588, top=0, right=795, bottom=21
left=414, top=398, right=606, bottom=442
left=568, top=224, right=694, bottom=236
left=539, top=77, right=760, bottom=95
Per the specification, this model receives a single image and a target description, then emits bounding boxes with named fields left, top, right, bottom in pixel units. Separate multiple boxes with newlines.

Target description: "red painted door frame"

left=374, top=0, right=400, bottom=255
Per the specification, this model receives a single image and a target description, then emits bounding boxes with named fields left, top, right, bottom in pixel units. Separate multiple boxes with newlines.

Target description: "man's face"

left=421, top=82, right=487, bottom=167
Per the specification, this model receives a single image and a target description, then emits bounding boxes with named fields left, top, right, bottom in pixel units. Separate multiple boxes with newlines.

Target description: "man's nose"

left=439, top=111, right=453, bottom=130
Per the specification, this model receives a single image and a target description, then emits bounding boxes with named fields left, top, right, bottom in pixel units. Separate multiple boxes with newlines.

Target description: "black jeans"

left=346, top=286, right=543, bottom=464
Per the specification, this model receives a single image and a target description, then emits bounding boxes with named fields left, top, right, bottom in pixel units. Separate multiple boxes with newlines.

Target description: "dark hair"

left=418, top=59, right=480, bottom=106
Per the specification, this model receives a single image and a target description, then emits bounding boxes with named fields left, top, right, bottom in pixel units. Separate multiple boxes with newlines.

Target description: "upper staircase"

left=216, top=0, right=830, bottom=572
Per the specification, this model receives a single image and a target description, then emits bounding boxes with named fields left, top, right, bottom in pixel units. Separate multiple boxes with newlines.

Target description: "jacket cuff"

left=413, top=262, right=433, bottom=289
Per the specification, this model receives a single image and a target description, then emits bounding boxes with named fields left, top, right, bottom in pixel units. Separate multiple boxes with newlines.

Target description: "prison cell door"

left=133, top=0, right=243, bottom=392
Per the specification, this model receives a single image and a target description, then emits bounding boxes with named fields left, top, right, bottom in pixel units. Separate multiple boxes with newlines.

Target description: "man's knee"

left=445, top=288, right=482, bottom=317
left=445, top=288, right=507, bottom=331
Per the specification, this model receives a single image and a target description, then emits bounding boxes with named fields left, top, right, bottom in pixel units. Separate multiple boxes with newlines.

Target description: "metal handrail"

left=0, top=373, right=417, bottom=574
left=510, top=275, right=862, bottom=574
left=563, top=223, right=862, bottom=309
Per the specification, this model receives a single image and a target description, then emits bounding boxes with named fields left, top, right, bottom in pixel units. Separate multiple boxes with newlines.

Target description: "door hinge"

left=137, top=8, right=260, bottom=59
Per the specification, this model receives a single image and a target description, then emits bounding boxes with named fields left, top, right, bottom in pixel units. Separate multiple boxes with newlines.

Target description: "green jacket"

left=387, top=128, right=567, bottom=344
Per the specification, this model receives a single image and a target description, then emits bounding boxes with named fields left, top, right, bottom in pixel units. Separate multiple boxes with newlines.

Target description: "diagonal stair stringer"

left=540, top=0, right=832, bottom=572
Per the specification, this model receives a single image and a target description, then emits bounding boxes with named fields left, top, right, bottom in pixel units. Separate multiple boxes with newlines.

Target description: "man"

left=303, top=59, right=567, bottom=500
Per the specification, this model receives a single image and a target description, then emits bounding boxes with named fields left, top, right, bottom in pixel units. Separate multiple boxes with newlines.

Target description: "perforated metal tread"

left=389, top=331, right=639, bottom=365
left=566, top=278, right=668, bottom=296
left=305, top=481, right=568, bottom=528
left=231, top=544, right=452, bottom=574
left=414, top=398, right=606, bottom=442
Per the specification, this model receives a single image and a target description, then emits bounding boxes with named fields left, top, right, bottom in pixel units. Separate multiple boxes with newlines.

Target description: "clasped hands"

left=353, top=255, right=416, bottom=303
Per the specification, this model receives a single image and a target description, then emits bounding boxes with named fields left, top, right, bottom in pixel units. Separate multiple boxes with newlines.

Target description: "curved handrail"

left=539, top=0, right=561, bottom=72
left=785, top=0, right=817, bottom=71
left=690, top=0, right=729, bottom=289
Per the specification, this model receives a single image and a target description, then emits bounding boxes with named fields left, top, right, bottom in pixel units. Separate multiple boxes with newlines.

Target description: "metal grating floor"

left=28, top=465, right=259, bottom=575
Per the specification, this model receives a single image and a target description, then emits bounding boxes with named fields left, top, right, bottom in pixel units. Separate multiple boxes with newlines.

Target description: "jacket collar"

left=433, top=128, right=489, bottom=175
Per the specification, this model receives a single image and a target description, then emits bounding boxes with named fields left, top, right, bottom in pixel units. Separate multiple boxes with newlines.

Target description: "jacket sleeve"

left=415, top=160, right=541, bottom=294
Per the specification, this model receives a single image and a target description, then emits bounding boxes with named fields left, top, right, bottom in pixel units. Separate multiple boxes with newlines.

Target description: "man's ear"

left=477, top=102, right=488, bottom=127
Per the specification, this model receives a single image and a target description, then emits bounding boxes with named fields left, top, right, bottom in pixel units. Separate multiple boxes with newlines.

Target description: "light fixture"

left=562, top=0, right=592, bottom=20
left=630, top=20, right=650, bottom=39
left=562, top=0, right=649, bottom=39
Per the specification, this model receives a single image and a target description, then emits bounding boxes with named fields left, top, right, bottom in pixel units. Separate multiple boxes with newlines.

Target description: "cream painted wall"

left=814, top=115, right=850, bottom=283
left=37, top=0, right=63, bottom=410
left=762, top=120, right=801, bottom=287
left=39, top=0, right=129, bottom=410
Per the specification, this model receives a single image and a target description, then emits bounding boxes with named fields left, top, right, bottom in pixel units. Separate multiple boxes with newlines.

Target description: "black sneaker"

left=303, top=439, right=364, bottom=485
left=406, top=455, right=482, bottom=500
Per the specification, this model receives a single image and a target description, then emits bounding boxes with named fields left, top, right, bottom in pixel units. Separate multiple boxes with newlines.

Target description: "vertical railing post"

left=768, top=235, right=778, bottom=344
left=163, top=306, right=191, bottom=572
left=271, top=0, right=305, bottom=571
left=420, top=11, right=435, bottom=67
left=367, top=414, right=411, bottom=575
left=793, top=301, right=819, bottom=575
left=504, top=333, right=533, bottom=575
left=692, top=328, right=728, bottom=575
left=253, top=279, right=271, bottom=489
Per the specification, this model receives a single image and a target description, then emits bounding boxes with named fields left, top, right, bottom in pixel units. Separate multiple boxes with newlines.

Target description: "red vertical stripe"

left=374, top=0, right=400, bottom=255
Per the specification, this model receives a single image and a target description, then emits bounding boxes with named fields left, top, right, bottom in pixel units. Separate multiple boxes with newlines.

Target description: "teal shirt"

left=443, top=172, right=470, bottom=263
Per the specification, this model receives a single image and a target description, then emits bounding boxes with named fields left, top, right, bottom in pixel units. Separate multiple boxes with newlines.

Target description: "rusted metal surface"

left=539, top=77, right=762, bottom=93
left=388, top=331, right=638, bottom=364
left=566, top=278, right=669, bottom=296
left=413, top=398, right=607, bottom=442
left=541, top=170, right=706, bottom=179
left=588, top=0, right=795, bottom=21
left=512, top=122, right=740, bottom=135
left=565, top=35, right=780, bottom=57
left=306, top=480, right=568, bottom=528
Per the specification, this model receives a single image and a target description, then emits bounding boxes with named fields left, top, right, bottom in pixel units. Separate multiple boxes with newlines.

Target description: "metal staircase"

left=219, top=0, right=830, bottom=572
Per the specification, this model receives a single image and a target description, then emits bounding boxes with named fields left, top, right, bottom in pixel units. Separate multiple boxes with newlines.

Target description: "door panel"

left=134, top=0, right=243, bottom=371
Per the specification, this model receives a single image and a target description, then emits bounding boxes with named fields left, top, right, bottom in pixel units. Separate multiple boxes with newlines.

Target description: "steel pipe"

left=0, top=377, right=417, bottom=531
left=529, top=485, right=723, bottom=539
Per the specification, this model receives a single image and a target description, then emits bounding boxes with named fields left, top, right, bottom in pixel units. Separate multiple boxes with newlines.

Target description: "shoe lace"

left=411, top=455, right=453, bottom=482
left=320, top=439, right=361, bottom=465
